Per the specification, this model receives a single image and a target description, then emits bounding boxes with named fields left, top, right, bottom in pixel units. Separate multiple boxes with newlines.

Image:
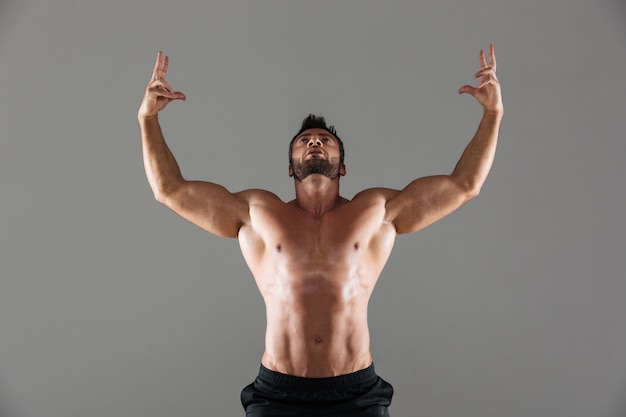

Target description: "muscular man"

left=138, top=45, right=503, bottom=416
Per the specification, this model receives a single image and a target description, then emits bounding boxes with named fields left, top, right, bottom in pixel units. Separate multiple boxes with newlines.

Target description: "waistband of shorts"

left=257, top=363, right=377, bottom=388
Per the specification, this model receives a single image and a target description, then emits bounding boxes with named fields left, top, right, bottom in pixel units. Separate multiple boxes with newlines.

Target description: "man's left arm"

left=385, top=44, right=503, bottom=235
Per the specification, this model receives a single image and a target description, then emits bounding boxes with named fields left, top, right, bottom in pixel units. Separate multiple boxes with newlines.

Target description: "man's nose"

left=307, top=137, right=322, bottom=147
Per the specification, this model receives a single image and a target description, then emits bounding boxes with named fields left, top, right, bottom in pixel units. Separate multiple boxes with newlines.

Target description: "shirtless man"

left=138, top=45, right=503, bottom=416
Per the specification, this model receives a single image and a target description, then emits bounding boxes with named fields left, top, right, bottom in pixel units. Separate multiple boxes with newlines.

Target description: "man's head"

left=289, top=115, right=346, bottom=181
left=289, top=115, right=345, bottom=163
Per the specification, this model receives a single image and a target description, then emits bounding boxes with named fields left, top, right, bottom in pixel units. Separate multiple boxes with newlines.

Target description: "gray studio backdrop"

left=1, top=1, right=625, bottom=416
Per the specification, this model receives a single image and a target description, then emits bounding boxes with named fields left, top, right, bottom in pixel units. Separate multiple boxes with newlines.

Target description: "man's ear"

left=339, top=163, right=346, bottom=176
left=288, top=164, right=294, bottom=177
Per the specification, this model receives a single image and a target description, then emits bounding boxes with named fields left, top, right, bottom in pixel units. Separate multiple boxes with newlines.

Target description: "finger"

left=476, top=79, right=494, bottom=89
left=151, top=51, right=162, bottom=81
left=157, top=54, right=166, bottom=79
left=474, top=67, right=495, bottom=78
left=458, top=85, right=477, bottom=96
left=489, top=44, right=497, bottom=71
left=158, top=79, right=175, bottom=93
left=479, top=48, right=488, bottom=69
left=477, top=74, right=499, bottom=89
left=163, top=55, right=169, bottom=78
left=150, top=80, right=186, bottom=100
left=148, top=84, right=177, bottom=99
left=157, top=90, right=186, bottom=101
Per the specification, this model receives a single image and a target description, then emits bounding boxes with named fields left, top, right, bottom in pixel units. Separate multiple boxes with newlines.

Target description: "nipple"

left=314, top=336, right=323, bottom=344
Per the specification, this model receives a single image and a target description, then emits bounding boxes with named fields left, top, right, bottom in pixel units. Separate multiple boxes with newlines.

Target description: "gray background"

left=1, top=0, right=625, bottom=416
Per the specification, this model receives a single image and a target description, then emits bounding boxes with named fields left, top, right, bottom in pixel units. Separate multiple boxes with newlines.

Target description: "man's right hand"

left=138, top=51, right=186, bottom=120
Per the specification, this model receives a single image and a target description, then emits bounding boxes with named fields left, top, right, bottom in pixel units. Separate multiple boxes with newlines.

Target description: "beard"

left=291, top=156, right=341, bottom=181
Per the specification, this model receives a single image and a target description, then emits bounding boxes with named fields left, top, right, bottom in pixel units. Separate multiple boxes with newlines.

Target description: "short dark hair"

left=289, top=114, right=345, bottom=163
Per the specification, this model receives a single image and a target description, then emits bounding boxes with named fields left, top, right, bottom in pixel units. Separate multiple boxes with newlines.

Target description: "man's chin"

left=295, top=171, right=340, bottom=182
left=291, top=159, right=341, bottom=181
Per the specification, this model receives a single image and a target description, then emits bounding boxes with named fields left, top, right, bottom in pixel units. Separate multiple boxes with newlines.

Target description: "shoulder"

left=338, top=188, right=400, bottom=219
left=234, top=189, right=285, bottom=206
left=351, top=187, right=400, bottom=204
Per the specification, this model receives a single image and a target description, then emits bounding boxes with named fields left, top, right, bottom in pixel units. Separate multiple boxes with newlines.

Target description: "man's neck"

left=293, top=175, right=343, bottom=217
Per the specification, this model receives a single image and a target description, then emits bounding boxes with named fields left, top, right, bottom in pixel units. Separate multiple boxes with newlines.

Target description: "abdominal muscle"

left=259, top=267, right=375, bottom=378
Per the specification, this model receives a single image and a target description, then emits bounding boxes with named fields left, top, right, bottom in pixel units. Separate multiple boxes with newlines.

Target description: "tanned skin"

left=138, top=45, right=503, bottom=377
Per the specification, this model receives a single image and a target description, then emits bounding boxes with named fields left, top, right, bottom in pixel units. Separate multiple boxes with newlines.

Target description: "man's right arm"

left=138, top=52, right=249, bottom=238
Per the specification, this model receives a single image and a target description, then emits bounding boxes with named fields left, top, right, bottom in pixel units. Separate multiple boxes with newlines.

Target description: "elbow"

left=465, top=185, right=481, bottom=199
left=151, top=183, right=180, bottom=206
left=451, top=174, right=481, bottom=200
left=153, top=189, right=169, bottom=205
left=146, top=174, right=186, bottom=205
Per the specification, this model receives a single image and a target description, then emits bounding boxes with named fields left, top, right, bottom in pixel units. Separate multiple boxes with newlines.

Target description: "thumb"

left=458, top=85, right=476, bottom=96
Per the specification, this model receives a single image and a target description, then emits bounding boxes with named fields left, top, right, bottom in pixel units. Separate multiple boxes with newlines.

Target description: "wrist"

left=137, top=112, right=159, bottom=122
left=483, top=107, right=504, bottom=119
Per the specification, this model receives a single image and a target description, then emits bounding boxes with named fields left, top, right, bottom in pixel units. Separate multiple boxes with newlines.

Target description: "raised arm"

left=137, top=51, right=249, bottom=238
left=385, top=44, right=503, bottom=234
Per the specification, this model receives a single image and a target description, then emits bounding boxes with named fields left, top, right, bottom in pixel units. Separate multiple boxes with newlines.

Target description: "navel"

left=276, top=244, right=282, bottom=252
left=354, top=242, right=360, bottom=250
left=314, top=336, right=323, bottom=344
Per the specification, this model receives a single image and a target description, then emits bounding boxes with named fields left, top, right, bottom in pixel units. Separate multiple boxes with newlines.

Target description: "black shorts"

left=240, top=364, right=393, bottom=416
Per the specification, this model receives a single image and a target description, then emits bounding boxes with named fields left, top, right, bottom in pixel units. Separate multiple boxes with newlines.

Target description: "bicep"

left=385, top=175, right=475, bottom=234
left=159, top=180, right=250, bottom=238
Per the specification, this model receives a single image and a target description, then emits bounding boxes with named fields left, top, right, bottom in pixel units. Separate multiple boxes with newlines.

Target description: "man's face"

left=289, top=128, right=346, bottom=181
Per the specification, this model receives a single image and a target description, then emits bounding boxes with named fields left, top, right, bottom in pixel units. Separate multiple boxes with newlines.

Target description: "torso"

left=237, top=189, right=397, bottom=377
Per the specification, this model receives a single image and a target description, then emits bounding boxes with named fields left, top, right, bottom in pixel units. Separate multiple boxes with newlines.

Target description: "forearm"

left=451, top=109, right=503, bottom=193
left=138, top=116, right=185, bottom=199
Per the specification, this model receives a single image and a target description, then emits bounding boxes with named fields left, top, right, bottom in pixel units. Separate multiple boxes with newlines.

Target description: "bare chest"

left=238, top=200, right=396, bottom=280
